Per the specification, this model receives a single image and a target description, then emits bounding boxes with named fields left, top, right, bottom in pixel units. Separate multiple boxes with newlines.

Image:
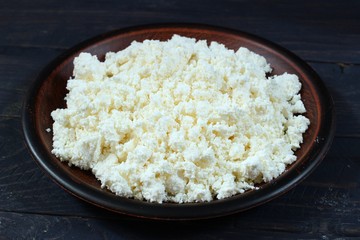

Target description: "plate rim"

left=22, top=23, right=336, bottom=220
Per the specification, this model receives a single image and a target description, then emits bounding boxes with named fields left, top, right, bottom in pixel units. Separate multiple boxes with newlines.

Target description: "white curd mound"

left=51, top=35, right=310, bottom=203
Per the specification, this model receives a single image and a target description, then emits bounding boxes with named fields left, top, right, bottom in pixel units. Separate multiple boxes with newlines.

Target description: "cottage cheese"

left=51, top=35, right=310, bottom=203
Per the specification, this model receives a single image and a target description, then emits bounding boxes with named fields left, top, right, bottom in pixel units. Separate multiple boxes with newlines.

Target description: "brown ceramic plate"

left=22, top=24, right=335, bottom=220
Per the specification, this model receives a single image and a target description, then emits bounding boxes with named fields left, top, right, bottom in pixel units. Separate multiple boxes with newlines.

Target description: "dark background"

left=1, top=0, right=359, bottom=239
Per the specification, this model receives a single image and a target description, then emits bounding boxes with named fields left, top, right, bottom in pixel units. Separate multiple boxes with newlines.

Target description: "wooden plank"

left=309, top=62, right=360, bottom=137
left=0, top=206, right=359, bottom=239
left=0, top=46, right=63, bottom=90
left=0, top=0, right=359, bottom=63
left=1, top=113, right=359, bottom=219
left=0, top=46, right=359, bottom=135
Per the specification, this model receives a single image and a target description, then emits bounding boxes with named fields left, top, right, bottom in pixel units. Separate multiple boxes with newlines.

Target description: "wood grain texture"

left=0, top=0, right=359, bottom=238
left=0, top=0, right=359, bottom=63
left=309, top=62, right=360, bottom=137
left=1, top=205, right=360, bottom=239
left=1, top=47, right=359, bottom=135
left=1, top=128, right=359, bottom=218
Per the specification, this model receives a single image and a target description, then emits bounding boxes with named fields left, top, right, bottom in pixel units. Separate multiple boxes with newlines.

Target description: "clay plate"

left=22, top=24, right=335, bottom=220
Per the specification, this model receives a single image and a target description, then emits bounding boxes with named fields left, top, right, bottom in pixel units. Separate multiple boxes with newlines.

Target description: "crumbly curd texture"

left=51, top=35, right=310, bottom=203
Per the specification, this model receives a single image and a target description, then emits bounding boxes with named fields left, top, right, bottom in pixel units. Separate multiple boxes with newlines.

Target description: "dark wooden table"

left=1, top=0, right=359, bottom=239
